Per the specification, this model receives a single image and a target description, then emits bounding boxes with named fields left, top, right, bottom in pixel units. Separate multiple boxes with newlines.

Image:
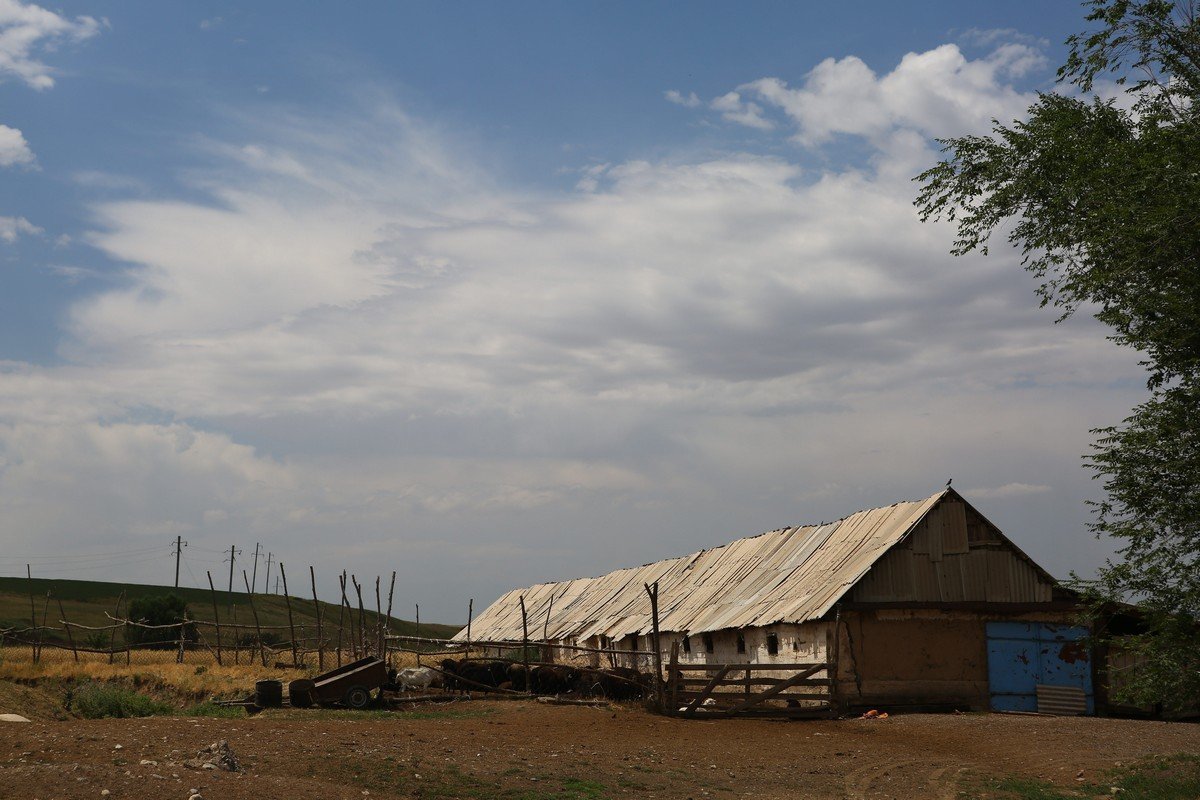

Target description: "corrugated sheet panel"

left=1036, top=684, right=1087, bottom=716
left=455, top=490, right=947, bottom=642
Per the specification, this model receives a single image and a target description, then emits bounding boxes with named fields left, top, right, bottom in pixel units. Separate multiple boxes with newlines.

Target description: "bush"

left=72, top=682, right=171, bottom=719
left=126, top=594, right=197, bottom=649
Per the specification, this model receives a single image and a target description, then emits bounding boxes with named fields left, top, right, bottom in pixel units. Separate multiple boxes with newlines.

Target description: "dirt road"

left=3, top=701, right=1197, bottom=799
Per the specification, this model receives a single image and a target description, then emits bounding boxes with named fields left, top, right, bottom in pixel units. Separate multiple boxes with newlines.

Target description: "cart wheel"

left=343, top=685, right=372, bottom=709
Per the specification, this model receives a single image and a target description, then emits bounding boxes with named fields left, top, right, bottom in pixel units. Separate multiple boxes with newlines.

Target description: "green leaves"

left=916, top=0, right=1200, bottom=707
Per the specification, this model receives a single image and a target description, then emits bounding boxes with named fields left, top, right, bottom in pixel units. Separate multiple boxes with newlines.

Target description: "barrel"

left=288, top=678, right=317, bottom=708
left=255, top=679, right=283, bottom=708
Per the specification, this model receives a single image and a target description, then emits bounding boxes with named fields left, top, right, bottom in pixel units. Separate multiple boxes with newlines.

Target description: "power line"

left=0, top=546, right=169, bottom=562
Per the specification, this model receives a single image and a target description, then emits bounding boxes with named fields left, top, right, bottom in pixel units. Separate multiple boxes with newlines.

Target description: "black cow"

left=531, top=665, right=578, bottom=695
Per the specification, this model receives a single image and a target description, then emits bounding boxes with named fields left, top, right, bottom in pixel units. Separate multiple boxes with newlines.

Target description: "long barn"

left=458, top=488, right=1099, bottom=714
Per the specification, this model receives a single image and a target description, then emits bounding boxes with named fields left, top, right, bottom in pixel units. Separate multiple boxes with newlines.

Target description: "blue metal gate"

left=986, top=621, right=1093, bottom=714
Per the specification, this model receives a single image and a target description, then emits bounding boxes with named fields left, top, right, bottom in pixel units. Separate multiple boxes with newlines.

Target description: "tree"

left=915, top=0, right=1200, bottom=707
left=125, top=593, right=196, bottom=649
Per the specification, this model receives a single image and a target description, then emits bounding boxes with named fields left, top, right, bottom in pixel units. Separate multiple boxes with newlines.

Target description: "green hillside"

left=0, top=576, right=460, bottom=645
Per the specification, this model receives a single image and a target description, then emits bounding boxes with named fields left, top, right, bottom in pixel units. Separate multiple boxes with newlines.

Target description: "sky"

left=0, top=1, right=1150, bottom=623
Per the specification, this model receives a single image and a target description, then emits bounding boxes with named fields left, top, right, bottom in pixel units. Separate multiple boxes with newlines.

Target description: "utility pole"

left=250, top=543, right=262, bottom=594
left=225, top=545, right=241, bottom=593
left=264, top=552, right=274, bottom=597
left=172, top=535, right=188, bottom=588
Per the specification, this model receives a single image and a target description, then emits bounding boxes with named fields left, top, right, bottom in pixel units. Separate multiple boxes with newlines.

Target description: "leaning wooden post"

left=668, top=640, right=680, bottom=712
left=644, top=581, right=664, bottom=712
left=176, top=610, right=187, bottom=664
left=374, top=576, right=383, bottom=658
left=543, top=593, right=556, bottom=662
left=337, top=572, right=349, bottom=663
left=310, top=566, right=324, bottom=671
left=384, top=571, right=396, bottom=659
left=280, top=563, right=299, bottom=668
left=242, top=570, right=267, bottom=666
left=519, top=596, right=529, bottom=692
left=230, top=598, right=240, bottom=665
left=206, top=571, right=223, bottom=666
left=414, top=604, right=421, bottom=666
left=108, top=590, right=125, bottom=665
left=56, top=596, right=78, bottom=663
left=352, top=576, right=366, bottom=657
left=466, top=598, right=473, bottom=654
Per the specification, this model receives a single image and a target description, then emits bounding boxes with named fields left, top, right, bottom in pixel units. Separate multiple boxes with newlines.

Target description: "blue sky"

left=0, top=2, right=1146, bottom=619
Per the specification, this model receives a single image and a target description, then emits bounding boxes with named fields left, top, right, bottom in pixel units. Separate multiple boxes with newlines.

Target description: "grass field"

left=0, top=575, right=459, bottom=645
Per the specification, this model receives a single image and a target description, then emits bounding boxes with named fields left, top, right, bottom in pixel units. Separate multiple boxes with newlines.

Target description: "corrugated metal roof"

left=456, top=490, right=947, bottom=642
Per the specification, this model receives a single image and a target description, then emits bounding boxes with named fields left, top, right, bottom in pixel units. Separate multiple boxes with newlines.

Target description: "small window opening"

left=599, top=635, right=609, bottom=649
left=792, top=640, right=799, bottom=652
left=682, top=634, right=691, bottom=653
left=703, top=633, right=714, bottom=654
left=736, top=633, right=746, bottom=654
left=630, top=634, right=638, bottom=650
left=766, top=633, right=779, bottom=656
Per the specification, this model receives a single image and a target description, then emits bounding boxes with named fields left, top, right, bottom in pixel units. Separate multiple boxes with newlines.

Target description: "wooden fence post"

left=338, top=572, right=350, bottom=662
left=828, top=609, right=842, bottom=718
left=466, top=598, right=473, bottom=653
left=668, top=641, right=680, bottom=712
left=543, top=593, right=556, bottom=662
left=206, top=572, right=223, bottom=666
left=176, top=611, right=187, bottom=664
left=310, top=566, right=324, bottom=671
left=109, top=591, right=125, bottom=665
left=56, top=596, right=78, bottom=663
left=384, top=571, right=396, bottom=660
left=519, top=596, right=529, bottom=692
left=352, top=576, right=366, bottom=657
left=242, top=570, right=267, bottom=666
left=374, top=576, right=383, bottom=658
left=643, top=581, right=664, bottom=712
left=280, top=563, right=299, bottom=668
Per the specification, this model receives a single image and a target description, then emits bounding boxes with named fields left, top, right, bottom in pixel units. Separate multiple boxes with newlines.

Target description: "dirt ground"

left=2, top=701, right=1198, bottom=800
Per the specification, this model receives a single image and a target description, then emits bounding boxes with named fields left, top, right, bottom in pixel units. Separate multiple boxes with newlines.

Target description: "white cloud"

left=664, top=89, right=701, bottom=108
left=725, top=41, right=1045, bottom=145
left=710, top=90, right=774, bottom=130
left=0, top=214, right=38, bottom=241
left=0, top=42, right=1143, bottom=614
left=0, top=0, right=102, bottom=90
left=0, top=123, right=34, bottom=166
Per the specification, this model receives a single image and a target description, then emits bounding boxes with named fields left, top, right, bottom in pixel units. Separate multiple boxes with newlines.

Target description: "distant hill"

left=0, top=576, right=459, bottom=644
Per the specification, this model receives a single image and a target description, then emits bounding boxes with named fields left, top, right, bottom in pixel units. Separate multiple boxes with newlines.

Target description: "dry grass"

left=0, top=644, right=432, bottom=704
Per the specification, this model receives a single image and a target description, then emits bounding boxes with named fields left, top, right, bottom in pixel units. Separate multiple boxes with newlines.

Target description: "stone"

left=0, top=713, right=31, bottom=723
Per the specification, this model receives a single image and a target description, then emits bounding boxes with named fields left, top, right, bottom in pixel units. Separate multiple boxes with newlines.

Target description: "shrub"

left=72, top=682, right=171, bottom=719
left=125, top=594, right=196, bottom=649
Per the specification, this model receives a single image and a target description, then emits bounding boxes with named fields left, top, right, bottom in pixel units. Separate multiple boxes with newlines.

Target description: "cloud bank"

left=0, top=37, right=1144, bottom=615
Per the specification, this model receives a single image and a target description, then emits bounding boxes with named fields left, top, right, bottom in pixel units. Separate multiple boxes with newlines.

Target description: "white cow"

left=395, top=666, right=441, bottom=691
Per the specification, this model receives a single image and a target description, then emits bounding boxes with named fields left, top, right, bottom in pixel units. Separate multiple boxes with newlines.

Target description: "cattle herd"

left=388, top=660, right=653, bottom=701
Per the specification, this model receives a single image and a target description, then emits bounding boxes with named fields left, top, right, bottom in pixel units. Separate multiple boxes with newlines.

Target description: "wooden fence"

left=664, top=646, right=835, bottom=718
